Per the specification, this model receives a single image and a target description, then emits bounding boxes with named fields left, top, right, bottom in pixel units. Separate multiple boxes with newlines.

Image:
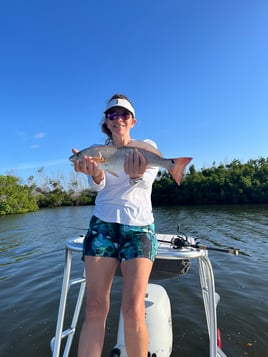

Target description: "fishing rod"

left=52, top=224, right=239, bottom=255
left=45, top=224, right=88, bottom=231
left=158, top=229, right=239, bottom=256
left=58, top=225, right=88, bottom=231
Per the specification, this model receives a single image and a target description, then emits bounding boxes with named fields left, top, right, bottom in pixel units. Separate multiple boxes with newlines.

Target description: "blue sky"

left=0, top=0, right=267, bottom=184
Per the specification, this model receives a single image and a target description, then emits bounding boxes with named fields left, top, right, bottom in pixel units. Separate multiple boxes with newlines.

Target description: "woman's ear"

left=130, top=117, right=137, bottom=127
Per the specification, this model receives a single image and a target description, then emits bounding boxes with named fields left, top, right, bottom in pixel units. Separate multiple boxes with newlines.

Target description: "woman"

left=72, top=94, right=159, bottom=357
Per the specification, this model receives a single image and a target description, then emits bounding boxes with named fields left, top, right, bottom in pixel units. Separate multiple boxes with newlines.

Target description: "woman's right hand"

left=72, top=148, right=104, bottom=183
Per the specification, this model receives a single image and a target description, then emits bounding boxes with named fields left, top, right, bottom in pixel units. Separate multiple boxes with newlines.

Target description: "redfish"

left=69, top=141, right=192, bottom=185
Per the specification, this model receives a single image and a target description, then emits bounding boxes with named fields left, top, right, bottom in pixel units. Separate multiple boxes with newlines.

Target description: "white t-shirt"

left=87, top=139, right=159, bottom=226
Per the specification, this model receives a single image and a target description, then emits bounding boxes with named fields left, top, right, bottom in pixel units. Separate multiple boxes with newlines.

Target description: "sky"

left=0, top=0, right=267, bottom=184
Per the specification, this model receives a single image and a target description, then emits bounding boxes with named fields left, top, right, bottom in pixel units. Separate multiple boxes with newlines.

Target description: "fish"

left=69, top=141, right=192, bottom=185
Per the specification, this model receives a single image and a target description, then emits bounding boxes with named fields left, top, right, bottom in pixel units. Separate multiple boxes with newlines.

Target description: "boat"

left=50, top=229, right=238, bottom=356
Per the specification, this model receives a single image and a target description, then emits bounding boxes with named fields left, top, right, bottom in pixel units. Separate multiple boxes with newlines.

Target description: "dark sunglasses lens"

left=106, top=111, right=130, bottom=120
left=107, top=112, right=117, bottom=120
left=121, top=111, right=130, bottom=119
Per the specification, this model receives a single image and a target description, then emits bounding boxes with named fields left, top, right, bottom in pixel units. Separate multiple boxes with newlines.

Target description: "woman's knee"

left=84, top=296, right=109, bottom=320
left=122, top=300, right=145, bottom=322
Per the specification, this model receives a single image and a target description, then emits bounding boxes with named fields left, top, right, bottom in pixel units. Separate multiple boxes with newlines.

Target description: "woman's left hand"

left=124, top=149, right=147, bottom=178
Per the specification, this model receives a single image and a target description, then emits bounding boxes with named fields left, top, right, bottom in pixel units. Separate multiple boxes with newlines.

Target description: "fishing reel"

left=170, top=228, right=198, bottom=249
left=169, top=225, right=239, bottom=256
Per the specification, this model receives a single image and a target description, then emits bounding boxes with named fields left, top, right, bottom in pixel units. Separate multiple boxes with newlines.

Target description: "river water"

left=0, top=205, right=267, bottom=357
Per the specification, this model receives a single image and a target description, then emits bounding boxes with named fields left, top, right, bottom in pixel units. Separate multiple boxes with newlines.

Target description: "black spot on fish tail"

left=171, top=159, right=176, bottom=167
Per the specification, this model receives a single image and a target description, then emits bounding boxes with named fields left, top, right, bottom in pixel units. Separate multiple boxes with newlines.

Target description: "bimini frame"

left=50, top=234, right=227, bottom=357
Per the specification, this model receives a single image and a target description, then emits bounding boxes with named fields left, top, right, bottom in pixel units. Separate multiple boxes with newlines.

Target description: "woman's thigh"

left=121, top=258, right=153, bottom=310
left=85, top=256, right=118, bottom=300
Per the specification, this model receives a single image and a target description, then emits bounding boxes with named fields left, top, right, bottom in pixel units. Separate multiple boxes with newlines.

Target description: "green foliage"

left=35, top=181, right=96, bottom=208
left=1, top=157, right=268, bottom=215
left=0, top=175, right=38, bottom=215
left=152, top=158, right=268, bottom=205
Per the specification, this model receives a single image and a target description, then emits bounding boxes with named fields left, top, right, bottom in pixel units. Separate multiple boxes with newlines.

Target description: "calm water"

left=0, top=205, right=268, bottom=357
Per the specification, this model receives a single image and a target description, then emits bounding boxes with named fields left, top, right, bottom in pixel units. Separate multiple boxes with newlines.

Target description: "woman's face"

left=105, top=107, right=136, bottom=137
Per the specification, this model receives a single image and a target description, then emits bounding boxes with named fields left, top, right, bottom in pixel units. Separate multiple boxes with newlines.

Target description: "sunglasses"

left=106, top=111, right=131, bottom=121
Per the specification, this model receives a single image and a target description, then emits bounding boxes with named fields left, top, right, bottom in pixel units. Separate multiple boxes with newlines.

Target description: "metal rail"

left=50, top=234, right=227, bottom=357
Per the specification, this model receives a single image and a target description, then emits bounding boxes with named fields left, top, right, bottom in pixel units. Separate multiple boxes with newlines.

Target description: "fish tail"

left=169, top=158, right=192, bottom=185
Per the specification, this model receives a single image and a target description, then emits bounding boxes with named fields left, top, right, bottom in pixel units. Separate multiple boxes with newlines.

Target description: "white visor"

left=104, top=98, right=135, bottom=117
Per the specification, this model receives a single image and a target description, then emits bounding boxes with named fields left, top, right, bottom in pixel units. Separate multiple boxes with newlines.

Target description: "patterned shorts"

left=83, top=215, right=158, bottom=262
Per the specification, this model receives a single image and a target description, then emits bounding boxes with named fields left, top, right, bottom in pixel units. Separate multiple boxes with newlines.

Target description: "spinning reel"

left=163, top=225, right=239, bottom=256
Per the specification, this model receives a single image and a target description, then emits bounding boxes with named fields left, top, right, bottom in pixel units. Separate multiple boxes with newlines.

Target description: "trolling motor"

left=164, top=225, right=239, bottom=256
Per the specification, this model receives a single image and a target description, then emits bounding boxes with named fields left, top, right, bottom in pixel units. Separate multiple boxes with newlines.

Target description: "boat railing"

left=50, top=234, right=227, bottom=357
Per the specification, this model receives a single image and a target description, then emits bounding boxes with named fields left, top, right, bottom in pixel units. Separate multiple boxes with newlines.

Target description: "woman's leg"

left=121, top=257, right=153, bottom=357
left=78, top=256, right=118, bottom=357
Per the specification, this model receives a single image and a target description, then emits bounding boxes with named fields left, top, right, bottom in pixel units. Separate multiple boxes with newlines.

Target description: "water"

left=0, top=205, right=268, bottom=357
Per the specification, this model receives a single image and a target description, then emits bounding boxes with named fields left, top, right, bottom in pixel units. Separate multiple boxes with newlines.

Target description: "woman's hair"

left=101, top=94, right=134, bottom=144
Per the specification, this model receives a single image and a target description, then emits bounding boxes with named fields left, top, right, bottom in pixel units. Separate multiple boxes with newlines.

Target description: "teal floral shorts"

left=83, top=215, right=158, bottom=262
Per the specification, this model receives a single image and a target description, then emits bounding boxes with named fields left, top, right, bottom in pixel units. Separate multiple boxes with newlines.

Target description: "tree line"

left=0, top=157, right=267, bottom=215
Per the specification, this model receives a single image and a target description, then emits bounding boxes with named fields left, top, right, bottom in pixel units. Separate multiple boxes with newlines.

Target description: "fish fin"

left=106, top=170, right=119, bottom=177
left=91, top=156, right=105, bottom=163
left=127, top=140, right=162, bottom=157
left=169, top=158, right=192, bottom=185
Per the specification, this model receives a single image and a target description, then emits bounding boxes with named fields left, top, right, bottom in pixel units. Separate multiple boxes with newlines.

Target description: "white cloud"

left=33, top=132, right=46, bottom=139
left=17, top=159, right=68, bottom=169
left=16, top=131, right=26, bottom=139
left=0, top=159, right=68, bottom=171
left=29, top=144, right=40, bottom=149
